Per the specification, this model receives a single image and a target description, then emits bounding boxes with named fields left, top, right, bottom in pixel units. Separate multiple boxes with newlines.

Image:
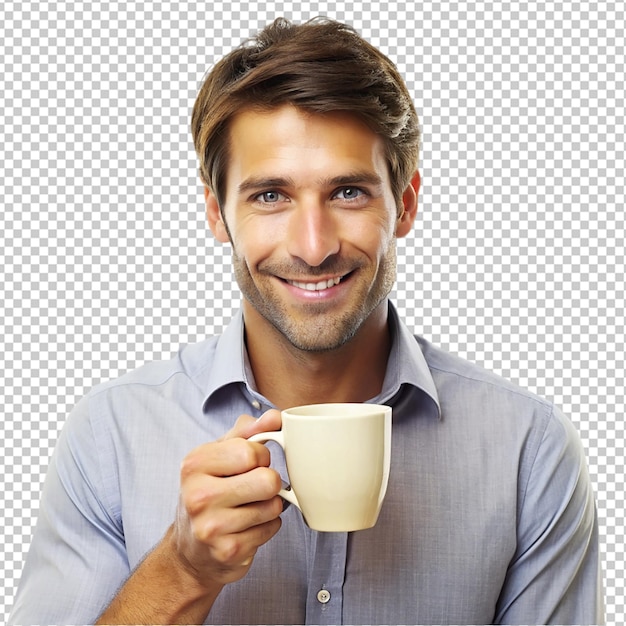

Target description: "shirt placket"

left=305, top=531, right=348, bottom=624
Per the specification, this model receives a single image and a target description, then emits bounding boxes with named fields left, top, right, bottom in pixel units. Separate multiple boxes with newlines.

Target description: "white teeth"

left=288, top=276, right=343, bottom=291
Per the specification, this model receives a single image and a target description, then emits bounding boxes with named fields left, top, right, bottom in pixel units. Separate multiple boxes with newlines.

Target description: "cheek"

left=348, top=214, right=396, bottom=257
left=231, top=219, right=284, bottom=267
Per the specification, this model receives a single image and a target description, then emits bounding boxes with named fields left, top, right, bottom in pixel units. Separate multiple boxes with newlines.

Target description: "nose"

left=286, top=202, right=340, bottom=267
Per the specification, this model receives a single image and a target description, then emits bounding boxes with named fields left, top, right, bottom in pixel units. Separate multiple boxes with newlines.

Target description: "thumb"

left=220, top=409, right=282, bottom=441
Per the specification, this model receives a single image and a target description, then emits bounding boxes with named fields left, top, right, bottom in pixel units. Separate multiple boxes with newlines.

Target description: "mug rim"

left=282, top=403, right=391, bottom=418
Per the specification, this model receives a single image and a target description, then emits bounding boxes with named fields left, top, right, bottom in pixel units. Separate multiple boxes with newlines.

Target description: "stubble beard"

left=231, top=242, right=398, bottom=353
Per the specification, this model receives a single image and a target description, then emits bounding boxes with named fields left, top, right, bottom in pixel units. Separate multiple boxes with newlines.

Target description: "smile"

left=285, top=275, right=344, bottom=291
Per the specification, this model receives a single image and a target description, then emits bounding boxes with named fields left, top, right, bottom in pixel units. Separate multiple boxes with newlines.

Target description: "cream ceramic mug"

left=249, top=403, right=392, bottom=532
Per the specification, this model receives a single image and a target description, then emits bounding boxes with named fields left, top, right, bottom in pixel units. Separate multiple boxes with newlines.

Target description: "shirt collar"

left=201, top=301, right=441, bottom=419
left=201, top=309, right=250, bottom=407
left=377, top=302, right=441, bottom=418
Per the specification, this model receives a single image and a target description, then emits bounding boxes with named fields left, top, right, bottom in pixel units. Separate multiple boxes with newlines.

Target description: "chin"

left=275, top=317, right=364, bottom=354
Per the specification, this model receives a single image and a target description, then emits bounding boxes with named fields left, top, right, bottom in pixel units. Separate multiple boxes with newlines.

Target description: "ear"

left=204, top=186, right=230, bottom=243
left=395, top=170, right=420, bottom=238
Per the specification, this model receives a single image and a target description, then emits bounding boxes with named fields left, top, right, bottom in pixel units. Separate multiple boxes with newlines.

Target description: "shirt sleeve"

left=494, top=404, right=605, bottom=624
left=8, top=395, right=131, bottom=625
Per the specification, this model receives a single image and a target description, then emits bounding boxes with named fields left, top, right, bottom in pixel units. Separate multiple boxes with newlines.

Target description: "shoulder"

left=412, top=336, right=587, bottom=475
left=88, top=335, right=220, bottom=397
left=415, top=335, right=589, bottom=486
left=416, top=336, right=553, bottom=418
left=58, top=336, right=224, bottom=457
left=54, top=335, right=225, bottom=497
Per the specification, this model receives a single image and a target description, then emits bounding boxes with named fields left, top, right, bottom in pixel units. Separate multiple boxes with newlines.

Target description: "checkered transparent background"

left=1, top=1, right=623, bottom=623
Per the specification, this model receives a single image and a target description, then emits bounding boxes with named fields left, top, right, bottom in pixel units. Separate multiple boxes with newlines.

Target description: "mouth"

left=283, top=273, right=348, bottom=292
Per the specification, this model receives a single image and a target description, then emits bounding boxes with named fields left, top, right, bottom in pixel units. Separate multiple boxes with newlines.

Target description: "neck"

left=243, top=301, right=392, bottom=410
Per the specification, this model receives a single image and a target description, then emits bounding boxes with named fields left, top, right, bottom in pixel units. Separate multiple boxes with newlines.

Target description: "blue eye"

left=256, top=191, right=285, bottom=203
left=334, top=187, right=365, bottom=200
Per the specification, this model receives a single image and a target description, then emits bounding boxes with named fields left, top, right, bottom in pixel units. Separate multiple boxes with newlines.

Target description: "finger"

left=190, top=493, right=285, bottom=542
left=241, top=409, right=282, bottom=439
left=221, top=409, right=282, bottom=441
left=172, top=507, right=283, bottom=586
left=215, top=513, right=282, bottom=559
left=181, top=466, right=282, bottom=514
left=205, top=516, right=283, bottom=584
left=219, top=413, right=257, bottom=441
left=181, top=438, right=271, bottom=479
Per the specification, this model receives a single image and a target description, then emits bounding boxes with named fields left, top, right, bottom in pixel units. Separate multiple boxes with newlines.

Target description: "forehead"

left=224, top=105, right=389, bottom=188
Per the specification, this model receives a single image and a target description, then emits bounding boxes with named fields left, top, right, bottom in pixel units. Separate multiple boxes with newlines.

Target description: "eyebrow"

left=238, top=177, right=293, bottom=195
left=237, top=171, right=384, bottom=195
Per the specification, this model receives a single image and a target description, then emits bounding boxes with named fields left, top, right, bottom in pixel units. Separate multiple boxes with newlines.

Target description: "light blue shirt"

left=10, top=302, right=604, bottom=624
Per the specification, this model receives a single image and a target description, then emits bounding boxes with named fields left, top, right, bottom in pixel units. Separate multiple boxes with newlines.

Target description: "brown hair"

left=191, top=17, right=420, bottom=208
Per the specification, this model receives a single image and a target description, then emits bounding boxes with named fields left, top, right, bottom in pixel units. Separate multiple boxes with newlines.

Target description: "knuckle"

left=195, top=517, right=225, bottom=543
left=183, top=492, right=206, bottom=517
left=233, top=439, right=261, bottom=468
left=184, top=500, right=202, bottom=520
left=179, top=447, right=207, bottom=479
left=214, top=536, right=242, bottom=564
left=219, top=437, right=254, bottom=464
left=256, top=467, right=282, bottom=494
left=182, top=481, right=219, bottom=517
left=179, top=456, right=197, bottom=480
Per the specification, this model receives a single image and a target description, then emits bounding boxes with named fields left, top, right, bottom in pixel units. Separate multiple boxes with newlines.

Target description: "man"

left=10, top=17, right=604, bottom=625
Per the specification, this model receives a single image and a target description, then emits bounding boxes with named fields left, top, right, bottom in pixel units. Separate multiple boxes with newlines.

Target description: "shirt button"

left=317, top=589, right=331, bottom=604
left=251, top=400, right=261, bottom=410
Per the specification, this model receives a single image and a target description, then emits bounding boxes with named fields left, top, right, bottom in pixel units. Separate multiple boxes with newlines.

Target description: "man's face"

left=207, top=104, right=416, bottom=352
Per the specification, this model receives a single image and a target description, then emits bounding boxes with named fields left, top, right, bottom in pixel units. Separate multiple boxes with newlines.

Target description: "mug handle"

left=248, top=431, right=301, bottom=511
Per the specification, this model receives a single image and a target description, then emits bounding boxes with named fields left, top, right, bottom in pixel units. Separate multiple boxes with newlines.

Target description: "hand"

left=171, top=409, right=284, bottom=587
